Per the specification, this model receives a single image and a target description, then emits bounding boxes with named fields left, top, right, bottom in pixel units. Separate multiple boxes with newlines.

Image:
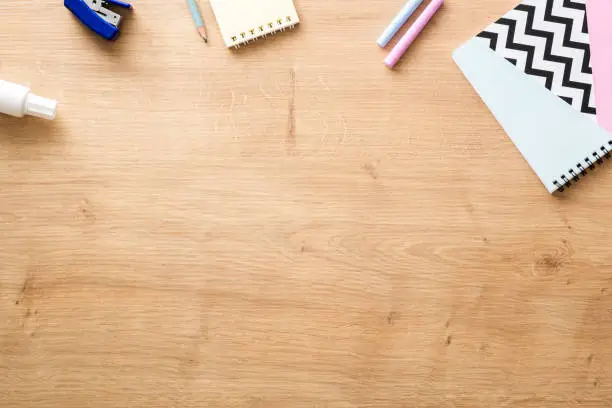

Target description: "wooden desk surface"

left=2, top=1, right=612, bottom=407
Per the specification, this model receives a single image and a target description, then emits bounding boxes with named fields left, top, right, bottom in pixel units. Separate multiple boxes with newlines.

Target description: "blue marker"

left=377, top=0, right=424, bottom=47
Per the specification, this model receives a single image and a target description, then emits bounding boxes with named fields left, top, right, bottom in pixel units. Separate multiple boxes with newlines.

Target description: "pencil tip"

left=198, top=27, right=208, bottom=43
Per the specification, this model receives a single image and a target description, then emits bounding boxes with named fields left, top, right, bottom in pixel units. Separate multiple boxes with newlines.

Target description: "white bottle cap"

left=25, top=93, right=57, bottom=120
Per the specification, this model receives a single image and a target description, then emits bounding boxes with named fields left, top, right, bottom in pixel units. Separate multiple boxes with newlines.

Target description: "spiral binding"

left=552, top=140, right=612, bottom=192
left=230, top=15, right=297, bottom=48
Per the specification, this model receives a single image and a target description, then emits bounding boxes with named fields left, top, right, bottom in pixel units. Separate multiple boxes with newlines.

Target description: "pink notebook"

left=587, top=0, right=612, bottom=133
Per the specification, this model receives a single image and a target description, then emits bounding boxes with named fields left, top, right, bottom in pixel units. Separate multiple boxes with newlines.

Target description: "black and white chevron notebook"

left=453, top=0, right=612, bottom=194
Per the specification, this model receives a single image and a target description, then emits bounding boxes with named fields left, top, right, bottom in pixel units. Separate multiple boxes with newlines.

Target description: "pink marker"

left=384, top=0, right=443, bottom=69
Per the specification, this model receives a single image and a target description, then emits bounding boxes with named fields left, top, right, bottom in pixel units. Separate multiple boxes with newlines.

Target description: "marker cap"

left=25, top=93, right=57, bottom=120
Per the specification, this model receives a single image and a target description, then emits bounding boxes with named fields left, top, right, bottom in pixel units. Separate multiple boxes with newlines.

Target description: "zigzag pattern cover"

left=476, top=0, right=595, bottom=118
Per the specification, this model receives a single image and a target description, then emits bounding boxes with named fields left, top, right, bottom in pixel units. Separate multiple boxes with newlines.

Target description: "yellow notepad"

left=209, top=0, right=300, bottom=48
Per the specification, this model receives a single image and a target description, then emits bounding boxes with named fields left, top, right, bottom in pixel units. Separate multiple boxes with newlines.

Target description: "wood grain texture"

left=2, top=0, right=612, bottom=407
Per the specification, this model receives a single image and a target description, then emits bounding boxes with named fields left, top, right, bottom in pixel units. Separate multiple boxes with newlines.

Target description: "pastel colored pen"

left=384, top=0, right=444, bottom=69
left=377, top=0, right=424, bottom=47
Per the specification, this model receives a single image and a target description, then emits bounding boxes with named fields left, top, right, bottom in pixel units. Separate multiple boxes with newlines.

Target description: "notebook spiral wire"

left=230, top=15, right=297, bottom=48
left=553, top=141, right=612, bottom=192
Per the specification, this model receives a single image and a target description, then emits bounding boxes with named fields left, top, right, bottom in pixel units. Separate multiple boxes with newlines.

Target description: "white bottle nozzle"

left=25, top=93, right=57, bottom=120
left=0, top=80, right=57, bottom=120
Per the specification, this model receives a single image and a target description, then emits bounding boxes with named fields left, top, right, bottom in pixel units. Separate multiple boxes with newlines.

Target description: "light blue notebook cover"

left=453, top=0, right=612, bottom=194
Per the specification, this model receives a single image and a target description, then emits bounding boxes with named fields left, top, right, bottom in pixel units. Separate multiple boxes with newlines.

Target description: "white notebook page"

left=209, top=0, right=300, bottom=48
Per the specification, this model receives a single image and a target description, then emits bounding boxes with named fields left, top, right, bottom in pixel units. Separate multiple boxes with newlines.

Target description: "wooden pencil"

left=186, top=0, right=208, bottom=43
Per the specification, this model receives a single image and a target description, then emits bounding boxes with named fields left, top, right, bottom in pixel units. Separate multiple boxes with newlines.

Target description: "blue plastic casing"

left=64, top=0, right=132, bottom=40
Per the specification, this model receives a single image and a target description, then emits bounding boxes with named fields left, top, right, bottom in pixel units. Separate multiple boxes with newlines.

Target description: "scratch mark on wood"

left=229, top=90, right=236, bottom=112
left=362, top=162, right=379, bottom=180
left=340, top=116, right=348, bottom=143
left=20, top=275, right=32, bottom=295
left=286, top=68, right=296, bottom=151
left=386, top=311, right=399, bottom=325
left=79, top=197, right=96, bottom=223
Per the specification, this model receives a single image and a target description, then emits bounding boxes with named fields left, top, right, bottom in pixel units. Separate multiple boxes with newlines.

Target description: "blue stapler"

left=64, top=0, right=132, bottom=40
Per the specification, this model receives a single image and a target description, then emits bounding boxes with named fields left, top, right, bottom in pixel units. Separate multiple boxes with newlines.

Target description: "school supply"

left=377, top=0, right=424, bottom=47
left=0, top=80, right=57, bottom=120
left=186, top=0, right=208, bottom=43
left=209, top=0, right=300, bottom=48
left=384, top=0, right=443, bottom=68
left=453, top=0, right=612, bottom=193
left=64, top=0, right=132, bottom=40
left=586, top=1, right=612, bottom=133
